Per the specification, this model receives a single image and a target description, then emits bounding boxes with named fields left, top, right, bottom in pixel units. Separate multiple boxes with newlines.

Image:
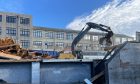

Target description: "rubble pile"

left=0, top=37, right=75, bottom=60
left=0, top=37, right=44, bottom=60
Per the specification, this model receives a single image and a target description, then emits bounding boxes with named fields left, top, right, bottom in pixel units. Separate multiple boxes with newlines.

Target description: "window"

left=83, top=44, right=91, bottom=50
left=0, top=15, right=2, bottom=22
left=128, top=38, right=133, bottom=41
left=0, top=28, right=1, bottom=35
left=20, top=40, right=30, bottom=48
left=45, top=32, right=54, bottom=39
left=84, top=35, right=90, bottom=40
left=6, top=16, right=17, bottom=23
left=20, top=29, right=30, bottom=37
left=33, top=41, right=42, bottom=46
left=45, top=42, right=54, bottom=49
left=20, top=17, right=30, bottom=24
left=115, top=37, right=121, bottom=44
left=66, top=33, right=73, bottom=40
left=93, top=44, right=99, bottom=50
left=122, top=38, right=127, bottom=43
left=55, top=42, right=64, bottom=48
left=33, top=30, right=42, bottom=38
left=6, top=27, right=16, bottom=36
left=56, top=32, right=64, bottom=39
left=93, top=36, right=98, bottom=41
left=65, top=43, right=71, bottom=48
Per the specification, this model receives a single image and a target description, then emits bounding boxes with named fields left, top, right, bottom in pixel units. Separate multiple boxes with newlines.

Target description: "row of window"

left=19, top=40, right=100, bottom=51
left=5, top=27, right=30, bottom=36
left=20, top=40, right=99, bottom=49
left=33, top=41, right=64, bottom=47
left=33, top=31, right=95, bottom=40
left=0, top=15, right=30, bottom=24
left=114, top=37, right=133, bottom=45
left=33, top=41, right=100, bottom=50
left=0, top=28, right=98, bottom=41
left=21, top=41, right=65, bottom=49
left=33, top=31, right=74, bottom=40
left=33, top=30, right=103, bottom=41
left=0, top=27, right=99, bottom=41
left=20, top=37, right=133, bottom=49
left=0, top=27, right=133, bottom=44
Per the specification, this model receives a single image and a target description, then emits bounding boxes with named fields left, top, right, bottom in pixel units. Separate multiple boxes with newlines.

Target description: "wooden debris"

left=58, top=53, right=75, bottom=59
left=0, top=59, right=41, bottom=62
left=0, top=37, right=33, bottom=60
left=0, top=52, right=21, bottom=60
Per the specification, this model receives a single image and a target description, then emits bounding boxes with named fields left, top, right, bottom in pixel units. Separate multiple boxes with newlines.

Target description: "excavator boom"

left=71, top=22, right=113, bottom=58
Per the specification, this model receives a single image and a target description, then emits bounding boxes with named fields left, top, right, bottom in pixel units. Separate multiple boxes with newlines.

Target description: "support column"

left=32, top=62, right=40, bottom=84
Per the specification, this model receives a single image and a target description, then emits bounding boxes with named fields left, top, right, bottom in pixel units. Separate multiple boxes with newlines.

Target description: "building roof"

left=0, top=11, right=32, bottom=17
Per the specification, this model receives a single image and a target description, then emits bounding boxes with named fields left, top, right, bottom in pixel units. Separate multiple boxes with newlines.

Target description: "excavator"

left=71, top=22, right=114, bottom=59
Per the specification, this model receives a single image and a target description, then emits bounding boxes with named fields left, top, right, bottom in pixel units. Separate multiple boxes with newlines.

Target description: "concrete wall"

left=106, top=42, right=140, bottom=84
left=40, top=62, right=92, bottom=84
left=0, top=60, right=94, bottom=84
left=0, top=63, right=31, bottom=83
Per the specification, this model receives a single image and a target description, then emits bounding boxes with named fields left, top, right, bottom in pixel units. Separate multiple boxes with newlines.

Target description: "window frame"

left=20, top=40, right=30, bottom=48
left=6, top=16, right=17, bottom=23
left=6, top=27, right=17, bottom=36
left=56, top=32, right=64, bottom=39
left=0, top=15, right=2, bottom=22
left=20, top=17, right=30, bottom=24
left=20, top=29, right=30, bottom=37
left=33, top=30, right=42, bottom=38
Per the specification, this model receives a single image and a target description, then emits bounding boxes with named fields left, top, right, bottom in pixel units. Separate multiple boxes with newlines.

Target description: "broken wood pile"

left=0, top=37, right=53, bottom=60
left=0, top=37, right=34, bottom=60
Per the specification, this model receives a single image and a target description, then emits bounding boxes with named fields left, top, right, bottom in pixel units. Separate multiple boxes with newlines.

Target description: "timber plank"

left=0, top=52, right=21, bottom=60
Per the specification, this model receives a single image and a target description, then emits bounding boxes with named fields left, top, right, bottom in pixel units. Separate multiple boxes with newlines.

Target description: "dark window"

left=55, top=42, right=64, bottom=48
left=0, top=27, right=2, bottom=35
left=6, top=27, right=16, bottom=36
left=66, top=33, right=73, bottom=40
left=20, top=40, right=30, bottom=48
left=6, top=16, right=17, bottom=23
left=20, top=29, right=30, bottom=37
left=0, top=15, right=2, bottom=22
left=56, top=32, right=64, bottom=39
left=33, top=41, right=42, bottom=46
left=45, top=42, right=54, bottom=49
left=45, top=32, right=54, bottom=39
left=20, top=17, right=30, bottom=24
left=33, top=30, right=42, bottom=38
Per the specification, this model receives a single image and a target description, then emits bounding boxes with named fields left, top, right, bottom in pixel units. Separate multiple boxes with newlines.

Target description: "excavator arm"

left=71, top=22, right=113, bottom=58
